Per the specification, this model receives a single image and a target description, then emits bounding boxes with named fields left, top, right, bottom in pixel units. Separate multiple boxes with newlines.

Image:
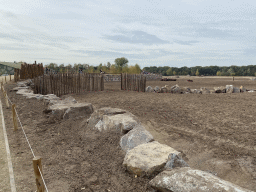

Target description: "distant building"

left=0, top=61, right=22, bottom=75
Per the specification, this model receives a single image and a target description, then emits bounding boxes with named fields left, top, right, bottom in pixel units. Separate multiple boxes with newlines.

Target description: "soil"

left=1, top=76, right=256, bottom=191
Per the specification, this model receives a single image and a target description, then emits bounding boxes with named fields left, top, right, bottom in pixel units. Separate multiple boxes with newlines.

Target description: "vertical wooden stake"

left=12, top=104, right=18, bottom=131
left=5, top=76, right=6, bottom=83
left=33, top=156, right=45, bottom=192
left=4, top=91, right=9, bottom=109
left=10, top=74, right=11, bottom=81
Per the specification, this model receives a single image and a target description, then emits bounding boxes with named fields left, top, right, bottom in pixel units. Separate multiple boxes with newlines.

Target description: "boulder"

left=191, top=89, right=202, bottom=94
left=16, top=88, right=34, bottom=95
left=146, top=86, right=154, bottom=92
left=12, top=86, right=30, bottom=91
left=200, top=87, right=210, bottom=94
left=165, top=153, right=189, bottom=170
left=183, top=87, right=191, bottom=93
left=62, top=103, right=94, bottom=119
left=49, top=101, right=93, bottom=120
left=226, top=85, right=234, bottom=93
left=240, top=86, right=246, bottom=92
left=95, top=113, right=139, bottom=133
left=214, top=86, right=226, bottom=93
left=154, top=86, right=161, bottom=93
left=233, top=87, right=240, bottom=93
left=170, top=84, right=181, bottom=94
left=123, top=141, right=180, bottom=177
left=149, top=167, right=253, bottom=192
left=88, top=108, right=140, bottom=133
left=120, top=125, right=154, bottom=152
left=161, top=87, right=167, bottom=93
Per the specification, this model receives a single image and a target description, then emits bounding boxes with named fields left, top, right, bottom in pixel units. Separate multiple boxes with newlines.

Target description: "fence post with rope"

left=33, top=156, right=45, bottom=192
left=12, top=104, right=18, bottom=131
left=4, top=92, right=49, bottom=191
left=3, top=91, right=10, bottom=109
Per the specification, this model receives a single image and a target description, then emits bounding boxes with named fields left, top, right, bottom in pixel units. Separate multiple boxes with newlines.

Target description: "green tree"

left=166, top=68, right=173, bottom=76
left=196, top=69, right=200, bottom=76
left=134, top=64, right=141, bottom=74
left=216, top=71, right=222, bottom=76
left=114, top=57, right=129, bottom=71
left=173, top=71, right=176, bottom=76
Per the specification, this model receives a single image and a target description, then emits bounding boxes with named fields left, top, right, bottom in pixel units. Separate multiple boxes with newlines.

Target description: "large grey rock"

left=233, top=87, right=240, bottom=93
left=226, top=85, right=234, bottom=93
left=240, top=86, right=246, bottom=92
left=88, top=108, right=140, bottom=133
left=12, top=86, right=30, bottom=91
left=200, top=87, right=210, bottom=94
left=191, top=89, right=202, bottom=94
left=48, top=97, right=93, bottom=119
left=214, top=86, right=226, bottom=93
left=123, top=141, right=180, bottom=177
left=183, top=87, right=191, bottom=93
left=165, top=153, right=189, bottom=170
left=149, top=167, right=253, bottom=192
left=146, top=86, right=154, bottom=92
left=120, top=125, right=154, bottom=152
left=154, top=86, right=161, bottom=93
left=16, top=88, right=34, bottom=95
left=170, top=84, right=181, bottom=93
left=161, top=87, right=167, bottom=93
left=95, top=113, right=139, bottom=133
left=62, top=103, right=93, bottom=119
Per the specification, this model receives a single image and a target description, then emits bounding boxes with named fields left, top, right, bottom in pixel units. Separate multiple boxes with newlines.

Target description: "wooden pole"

left=5, top=76, right=6, bottom=84
left=9, top=74, right=11, bottom=81
left=12, top=104, right=18, bottom=131
left=3, top=91, right=9, bottom=108
left=121, top=73, right=122, bottom=90
left=33, top=156, right=45, bottom=192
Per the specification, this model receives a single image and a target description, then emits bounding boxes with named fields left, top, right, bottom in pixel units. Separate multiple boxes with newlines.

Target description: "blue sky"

left=0, top=0, right=256, bottom=68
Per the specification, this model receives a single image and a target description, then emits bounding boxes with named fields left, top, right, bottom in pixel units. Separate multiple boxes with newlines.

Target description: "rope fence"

left=1, top=82, right=48, bottom=192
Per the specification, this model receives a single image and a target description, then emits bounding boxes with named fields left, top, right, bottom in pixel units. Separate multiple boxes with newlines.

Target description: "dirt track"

left=1, top=76, right=256, bottom=191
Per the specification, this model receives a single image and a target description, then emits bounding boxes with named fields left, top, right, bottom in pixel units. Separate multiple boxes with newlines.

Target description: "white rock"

left=226, top=85, right=234, bottom=93
left=120, top=125, right=154, bottom=152
left=146, top=86, right=154, bottom=92
left=88, top=108, right=140, bottom=133
left=123, top=141, right=180, bottom=177
left=149, top=167, right=253, bottom=192
left=233, top=87, right=240, bottom=93
left=200, top=87, right=210, bottom=94
left=154, top=86, right=161, bottom=93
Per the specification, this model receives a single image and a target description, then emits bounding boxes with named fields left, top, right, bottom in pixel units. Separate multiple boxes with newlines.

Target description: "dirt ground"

left=1, top=76, right=256, bottom=191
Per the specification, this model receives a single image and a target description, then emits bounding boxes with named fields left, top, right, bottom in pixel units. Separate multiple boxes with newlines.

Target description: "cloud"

left=104, top=30, right=169, bottom=45
left=173, top=40, right=200, bottom=45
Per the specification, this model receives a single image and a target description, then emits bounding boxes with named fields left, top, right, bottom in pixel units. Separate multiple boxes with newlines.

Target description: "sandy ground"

left=1, top=76, right=256, bottom=191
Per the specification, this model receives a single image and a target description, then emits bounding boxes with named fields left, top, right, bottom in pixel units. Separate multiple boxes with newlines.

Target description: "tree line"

left=143, top=65, right=256, bottom=76
left=45, top=57, right=141, bottom=74
left=45, top=57, right=256, bottom=76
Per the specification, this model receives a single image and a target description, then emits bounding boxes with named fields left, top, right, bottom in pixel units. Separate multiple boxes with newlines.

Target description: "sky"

left=0, top=0, right=256, bottom=68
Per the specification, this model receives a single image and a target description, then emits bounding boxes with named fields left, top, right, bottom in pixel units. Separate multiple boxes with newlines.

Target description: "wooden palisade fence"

left=14, top=61, right=44, bottom=82
left=121, top=73, right=146, bottom=92
left=34, top=73, right=104, bottom=96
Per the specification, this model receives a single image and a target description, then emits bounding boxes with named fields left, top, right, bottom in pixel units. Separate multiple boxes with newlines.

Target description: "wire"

left=4, top=92, right=49, bottom=191
left=14, top=107, right=35, bottom=158
left=38, top=165, right=49, bottom=192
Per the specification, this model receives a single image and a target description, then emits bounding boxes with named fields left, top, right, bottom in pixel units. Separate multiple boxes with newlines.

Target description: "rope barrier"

left=4, top=91, right=49, bottom=192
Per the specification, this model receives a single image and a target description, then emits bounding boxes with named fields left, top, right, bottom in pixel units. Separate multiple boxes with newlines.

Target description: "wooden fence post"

left=5, top=76, right=6, bottom=83
left=3, top=91, right=9, bottom=108
left=10, top=74, right=11, bottom=81
left=12, top=104, right=18, bottom=131
left=33, top=156, right=45, bottom=192
left=121, top=73, right=123, bottom=90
